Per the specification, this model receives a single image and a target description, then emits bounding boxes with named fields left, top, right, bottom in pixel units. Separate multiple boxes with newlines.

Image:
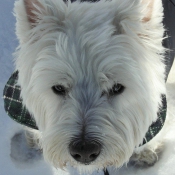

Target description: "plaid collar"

left=3, top=71, right=167, bottom=145
left=3, top=71, right=38, bottom=130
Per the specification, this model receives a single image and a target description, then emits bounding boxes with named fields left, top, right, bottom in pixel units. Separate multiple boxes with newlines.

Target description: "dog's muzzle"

left=69, top=140, right=101, bottom=164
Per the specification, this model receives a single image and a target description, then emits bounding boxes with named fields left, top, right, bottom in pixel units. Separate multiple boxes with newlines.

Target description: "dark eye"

left=52, top=85, right=66, bottom=96
left=109, top=84, right=125, bottom=96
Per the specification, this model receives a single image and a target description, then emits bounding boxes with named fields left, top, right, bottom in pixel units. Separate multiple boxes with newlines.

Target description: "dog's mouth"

left=83, top=161, right=91, bottom=166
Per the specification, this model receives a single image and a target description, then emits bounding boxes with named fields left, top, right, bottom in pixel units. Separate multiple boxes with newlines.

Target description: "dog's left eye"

left=109, top=84, right=125, bottom=96
left=52, top=85, right=66, bottom=96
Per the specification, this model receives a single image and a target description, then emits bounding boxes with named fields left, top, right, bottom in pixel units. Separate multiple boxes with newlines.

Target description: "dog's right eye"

left=101, top=84, right=125, bottom=97
left=109, top=84, right=125, bottom=96
left=52, top=85, right=66, bottom=96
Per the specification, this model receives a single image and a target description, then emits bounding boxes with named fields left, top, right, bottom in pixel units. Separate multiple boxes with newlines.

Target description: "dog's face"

left=14, top=0, right=165, bottom=172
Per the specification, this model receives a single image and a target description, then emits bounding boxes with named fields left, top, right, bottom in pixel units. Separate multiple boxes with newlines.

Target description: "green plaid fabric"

left=3, top=71, right=167, bottom=144
left=3, top=71, right=38, bottom=130
left=142, top=94, right=167, bottom=144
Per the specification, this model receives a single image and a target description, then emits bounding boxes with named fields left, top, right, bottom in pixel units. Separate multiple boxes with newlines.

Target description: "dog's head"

left=14, top=0, right=165, bottom=172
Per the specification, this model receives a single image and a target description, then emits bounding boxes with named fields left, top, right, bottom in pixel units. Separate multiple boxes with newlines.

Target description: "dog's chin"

left=66, top=158, right=128, bottom=174
left=54, top=157, right=124, bottom=174
left=66, top=162, right=107, bottom=174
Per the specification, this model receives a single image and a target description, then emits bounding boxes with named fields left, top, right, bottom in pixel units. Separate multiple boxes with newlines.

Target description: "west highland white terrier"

left=4, top=0, right=175, bottom=174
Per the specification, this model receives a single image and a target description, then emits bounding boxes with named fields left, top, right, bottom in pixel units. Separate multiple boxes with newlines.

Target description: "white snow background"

left=1, top=0, right=175, bottom=175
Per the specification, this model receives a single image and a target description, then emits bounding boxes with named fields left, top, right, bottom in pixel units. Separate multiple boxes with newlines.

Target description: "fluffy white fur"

left=14, top=0, right=167, bottom=173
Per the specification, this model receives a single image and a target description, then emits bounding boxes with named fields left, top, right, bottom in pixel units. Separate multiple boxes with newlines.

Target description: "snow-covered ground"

left=1, top=1, right=175, bottom=175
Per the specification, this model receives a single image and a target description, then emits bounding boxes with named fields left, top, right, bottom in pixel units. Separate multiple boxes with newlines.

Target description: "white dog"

left=7, top=0, right=175, bottom=174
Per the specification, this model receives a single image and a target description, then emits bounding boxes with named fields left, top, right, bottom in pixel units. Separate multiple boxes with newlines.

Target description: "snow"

left=1, top=1, right=175, bottom=175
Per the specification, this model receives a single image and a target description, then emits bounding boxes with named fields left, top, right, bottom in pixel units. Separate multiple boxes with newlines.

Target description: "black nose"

left=69, top=140, right=101, bottom=164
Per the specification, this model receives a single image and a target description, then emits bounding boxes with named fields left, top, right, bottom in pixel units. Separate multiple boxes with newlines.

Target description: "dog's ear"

left=14, top=0, right=66, bottom=44
left=115, top=0, right=163, bottom=34
left=141, top=0, right=154, bottom=22
left=14, top=0, right=43, bottom=44
left=24, top=0, right=44, bottom=25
